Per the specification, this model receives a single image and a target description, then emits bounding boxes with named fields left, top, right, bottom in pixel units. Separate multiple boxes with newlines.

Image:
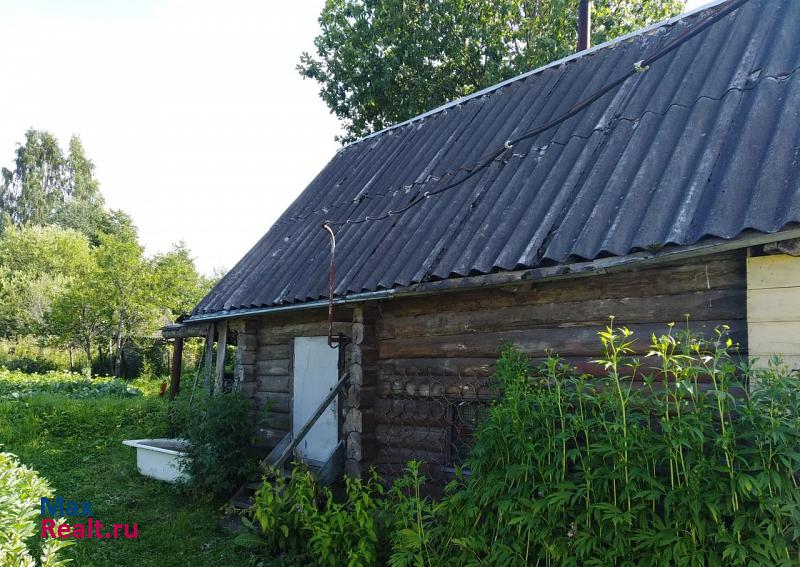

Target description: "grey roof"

left=194, top=0, right=800, bottom=317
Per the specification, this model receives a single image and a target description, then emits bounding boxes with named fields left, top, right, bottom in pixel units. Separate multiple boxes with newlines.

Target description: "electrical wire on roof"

left=320, top=0, right=751, bottom=343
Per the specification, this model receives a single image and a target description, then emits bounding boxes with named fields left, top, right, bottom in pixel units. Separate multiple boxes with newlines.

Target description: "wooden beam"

left=204, top=324, right=214, bottom=395
left=168, top=337, right=183, bottom=401
left=161, top=323, right=208, bottom=339
left=214, top=320, right=228, bottom=395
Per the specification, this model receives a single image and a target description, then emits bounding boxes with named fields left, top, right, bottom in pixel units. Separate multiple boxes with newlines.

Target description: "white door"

left=292, top=337, right=339, bottom=464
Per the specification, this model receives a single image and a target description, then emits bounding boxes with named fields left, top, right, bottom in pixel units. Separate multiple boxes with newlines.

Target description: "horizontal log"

left=379, top=320, right=747, bottom=359
left=257, top=344, right=291, bottom=360
left=373, top=446, right=449, bottom=467
left=239, top=350, right=256, bottom=365
left=380, top=252, right=745, bottom=318
left=253, top=392, right=291, bottom=413
left=258, top=322, right=350, bottom=344
left=261, top=412, right=291, bottom=431
left=375, top=424, right=447, bottom=452
left=380, top=358, right=496, bottom=377
left=256, top=358, right=290, bottom=376
left=161, top=323, right=209, bottom=339
left=374, top=398, right=450, bottom=426
left=378, top=289, right=745, bottom=339
left=257, top=374, right=291, bottom=394
left=255, top=427, right=290, bottom=450
left=378, top=378, right=494, bottom=401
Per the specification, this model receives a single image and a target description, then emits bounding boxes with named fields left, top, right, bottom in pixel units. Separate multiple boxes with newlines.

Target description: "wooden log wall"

left=243, top=311, right=351, bottom=452
left=371, top=250, right=749, bottom=479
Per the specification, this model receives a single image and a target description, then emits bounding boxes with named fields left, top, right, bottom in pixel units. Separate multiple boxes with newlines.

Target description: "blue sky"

left=0, top=0, right=703, bottom=274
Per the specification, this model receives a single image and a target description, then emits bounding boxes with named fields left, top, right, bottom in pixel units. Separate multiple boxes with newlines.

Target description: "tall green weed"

left=238, top=324, right=800, bottom=566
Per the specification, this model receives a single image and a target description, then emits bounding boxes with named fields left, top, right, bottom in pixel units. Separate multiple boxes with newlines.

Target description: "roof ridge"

left=341, top=0, right=732, bottom=150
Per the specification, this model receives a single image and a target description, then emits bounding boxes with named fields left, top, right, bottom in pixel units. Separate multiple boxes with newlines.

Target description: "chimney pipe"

left=577, top=0, right=591, bottom=52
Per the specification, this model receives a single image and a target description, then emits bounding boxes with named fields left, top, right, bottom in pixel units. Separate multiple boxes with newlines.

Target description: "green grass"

left=0, top=369, right=259, bottom=566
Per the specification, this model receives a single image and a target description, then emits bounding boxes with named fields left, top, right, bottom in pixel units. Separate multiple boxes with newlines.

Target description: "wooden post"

left=168, top=337, right=183, bottom=401
left=204, top=324, right=214, bottom=395
left=344, top=306, right=378, bottom=477
left=214, top=320, right=228, bottom=395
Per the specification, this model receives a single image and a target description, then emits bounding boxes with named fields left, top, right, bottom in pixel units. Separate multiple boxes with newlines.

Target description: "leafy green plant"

left=420, top=324, right=800, bottom=566
left=0, top=450, right=71, bottom=566
left=309, top=470, right=390, bottom=566
left=243, top=466, right=392, bottom=566
left=173, top=391, right=257, bottom=497
left=0, top=368, right=140, bottom=400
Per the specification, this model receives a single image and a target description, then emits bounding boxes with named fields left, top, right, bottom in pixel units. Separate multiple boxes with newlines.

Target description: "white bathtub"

left=122, top=438, right=189, bottom=482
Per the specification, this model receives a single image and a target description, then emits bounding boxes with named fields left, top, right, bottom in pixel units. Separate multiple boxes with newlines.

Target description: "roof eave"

left=184, top=226, right=800, bottom=324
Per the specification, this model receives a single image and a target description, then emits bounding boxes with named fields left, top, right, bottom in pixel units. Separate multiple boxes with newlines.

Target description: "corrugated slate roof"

left=194, top=0, right=800, bottom=316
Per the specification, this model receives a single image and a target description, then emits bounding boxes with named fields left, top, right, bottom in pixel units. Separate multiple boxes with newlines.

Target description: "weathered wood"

left=214, top=319, right=228, bottom=395
left=380, top=320, right=748, bottom=359
left=256, top=358, right=290, bottom=376
left=257, top=344, right=291, bottom=360
left=263, top=432, right=292, bottom=467
left=374, top=399, right=449, bottom=426
left=253, top=392, right=291, bottom=413
left=262, top=412, right=291, bottom=431
left=257, top=374, right=291, bottom=394
left=380, top=252, right=746, bottom=318
left=168, top=337, right=183, bottom=401
left=380, top=358, right=496, bottom=377
left=375, top=424, right=447, bottom=452
left=317, top=440, right=345, bottom=485
left=256, top=427, right=290, bottom=450
left=203, top=324, right=214, bottom=395
left=258, top=322, right=350, bottom=344
left=274, top=372, right=349, bottom=469
left=374, top=447, right=448, bottom=466
left=378, top=379, right=494, bottom=401
left=161, top=323, right=208, bottom=339
left=378, top=289, right=745, bottom=339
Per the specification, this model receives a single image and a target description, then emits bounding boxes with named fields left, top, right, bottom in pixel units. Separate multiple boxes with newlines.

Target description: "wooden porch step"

left=229, top=481, right=262, bottom=510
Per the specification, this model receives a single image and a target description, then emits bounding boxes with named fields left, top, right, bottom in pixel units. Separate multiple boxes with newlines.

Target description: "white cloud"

left=0, top=0, right=340, bottom=274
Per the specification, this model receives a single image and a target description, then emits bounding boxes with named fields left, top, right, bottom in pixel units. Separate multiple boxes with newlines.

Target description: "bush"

left=242, top=465, right=395, bottom=566
left=2, top=357, right=59, bottom=374
left=0, top=369, right=141, bottom=400
left=0, top=451, right=71, bottom=566
left=172, top=391, right=257, bottom=497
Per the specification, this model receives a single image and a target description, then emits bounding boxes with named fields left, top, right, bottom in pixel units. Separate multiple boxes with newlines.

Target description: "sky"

left=0, top=0, right=340, bottom=275
left=0, top=0, right=706, bottom=275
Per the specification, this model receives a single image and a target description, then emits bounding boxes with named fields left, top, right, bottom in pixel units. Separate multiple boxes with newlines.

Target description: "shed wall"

left=372, top=250, right=748, bottom=479
left=239, top=250, right=749, bottom=478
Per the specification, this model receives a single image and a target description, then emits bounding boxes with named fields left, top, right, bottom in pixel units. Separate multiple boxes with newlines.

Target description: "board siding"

left=747, top=255, right=800, bottom=370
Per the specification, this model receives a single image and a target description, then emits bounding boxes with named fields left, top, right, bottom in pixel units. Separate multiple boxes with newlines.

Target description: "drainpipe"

left=577, top=0, right=592, bottom=51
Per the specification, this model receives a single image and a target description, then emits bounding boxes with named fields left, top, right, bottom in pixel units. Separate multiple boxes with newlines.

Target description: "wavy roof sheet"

left=194, top=0, right=800, bottom=316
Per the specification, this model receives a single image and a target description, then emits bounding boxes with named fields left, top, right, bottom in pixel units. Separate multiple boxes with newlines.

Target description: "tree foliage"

left=299, top=0, right=684, bottom=142
left=0, top=130, right=215, bottom=376
left=1, top=130, right=104, bottom=228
